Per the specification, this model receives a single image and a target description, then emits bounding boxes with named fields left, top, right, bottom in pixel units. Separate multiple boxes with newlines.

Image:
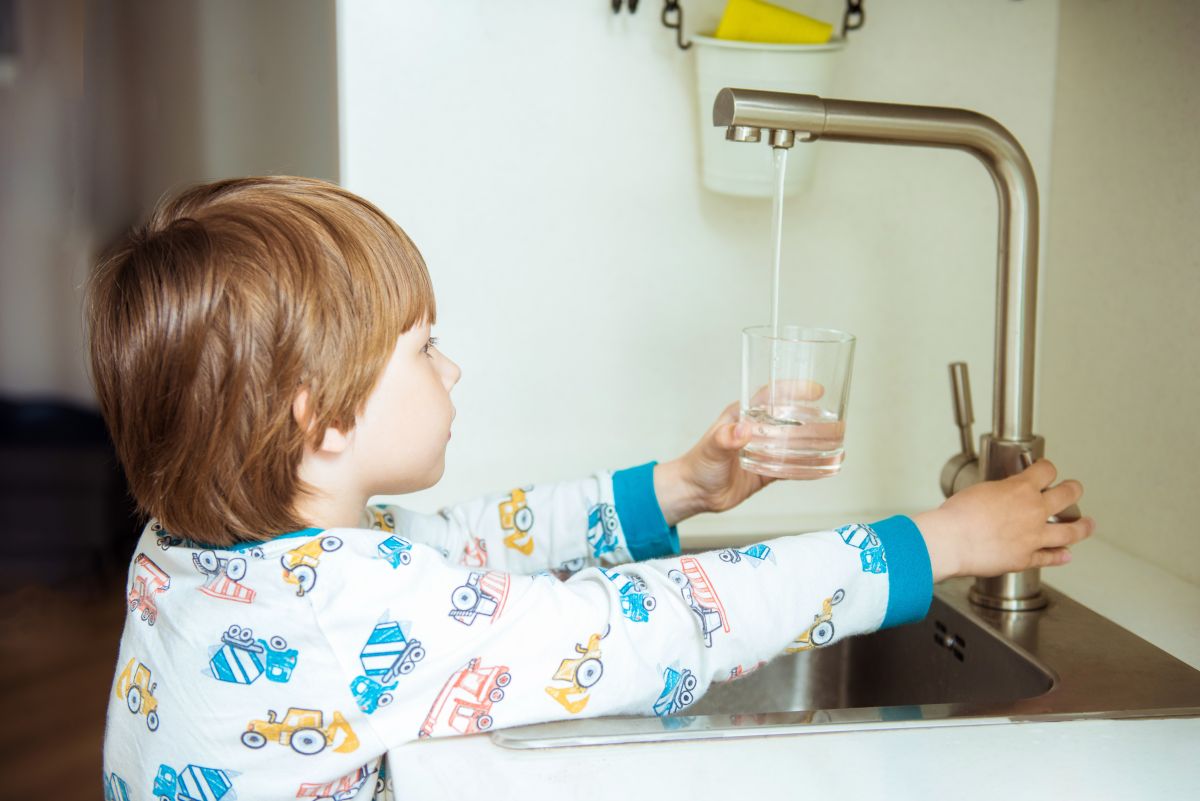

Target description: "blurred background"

left=0, top=0, right=1196, bottom=796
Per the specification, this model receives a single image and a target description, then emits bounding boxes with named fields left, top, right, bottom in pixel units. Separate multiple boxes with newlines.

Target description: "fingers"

left=748, top=380, right=824, bottom=408
left=1028, top=516, right=1095, bottom=570
left=1018, top=458, right=1059, bottom=490
left=1041, top=479, right=1083, bottom=516
left=714, top=420, right=751, bottom=451
left=1042, top=516, right=1095, bottom=549
left=1029, top=547, right=1073, bottom=569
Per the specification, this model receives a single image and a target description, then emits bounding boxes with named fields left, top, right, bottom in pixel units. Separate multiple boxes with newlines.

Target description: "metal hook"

left=844, top=0, right=865, bottom=35
left=662, top=0, right=691, bottom=50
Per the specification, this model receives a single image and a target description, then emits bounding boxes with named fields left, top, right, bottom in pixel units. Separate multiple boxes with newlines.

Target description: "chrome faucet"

left=714, top=87, right=1073, bottom=611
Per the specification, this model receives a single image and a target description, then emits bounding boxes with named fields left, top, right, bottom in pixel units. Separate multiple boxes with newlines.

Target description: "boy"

left=92, top=177, right=1090, bottom=800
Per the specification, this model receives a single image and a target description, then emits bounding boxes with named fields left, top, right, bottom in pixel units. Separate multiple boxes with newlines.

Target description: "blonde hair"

left=87, top=176, right=436, bottom=546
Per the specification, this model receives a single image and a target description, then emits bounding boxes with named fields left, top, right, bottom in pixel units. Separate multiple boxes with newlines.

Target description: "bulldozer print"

left=115, top=657, right=161, bottom=732
left=280, top=535, right=344, bottom=596
left=240, top=707, right=359, bottom=756
left=366, top=504, right=397, bottom=532
left=545, top=632, right=606, bottom=714
left=498, top=488, right=535, bottom=556
left=786, top=588, right=846, bottom=653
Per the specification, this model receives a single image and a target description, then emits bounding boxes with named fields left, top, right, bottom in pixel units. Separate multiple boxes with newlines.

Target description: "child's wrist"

left=652, top=459, right=708, bottom=528
left=911, top=507, right=962, bottom=583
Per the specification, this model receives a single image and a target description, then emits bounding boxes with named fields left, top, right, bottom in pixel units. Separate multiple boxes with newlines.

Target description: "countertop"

left=387, top=537, right=1200, bottom=800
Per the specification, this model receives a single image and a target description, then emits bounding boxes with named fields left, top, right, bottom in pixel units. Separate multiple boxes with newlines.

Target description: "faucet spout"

left=714, top=87, right=1048, bottom=609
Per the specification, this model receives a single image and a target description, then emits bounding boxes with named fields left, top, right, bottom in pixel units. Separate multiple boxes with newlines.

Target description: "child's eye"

left=422, top=336, right=439, bottom=357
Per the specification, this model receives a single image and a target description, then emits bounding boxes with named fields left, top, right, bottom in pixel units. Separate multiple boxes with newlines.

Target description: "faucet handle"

left=949, top=362, right=976, bottom=459
left=941, top=361, right=980, bottom=497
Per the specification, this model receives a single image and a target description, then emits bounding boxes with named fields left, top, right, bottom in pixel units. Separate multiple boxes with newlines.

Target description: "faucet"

left=714, top=87, right=1072, bottom=611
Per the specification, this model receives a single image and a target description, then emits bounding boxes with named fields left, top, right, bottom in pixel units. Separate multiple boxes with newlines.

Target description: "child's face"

left=352, top=318, right=460, bottom=494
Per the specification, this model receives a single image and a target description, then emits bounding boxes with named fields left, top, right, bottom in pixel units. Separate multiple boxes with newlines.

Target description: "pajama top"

left=102, top=462, right=933, bottom=801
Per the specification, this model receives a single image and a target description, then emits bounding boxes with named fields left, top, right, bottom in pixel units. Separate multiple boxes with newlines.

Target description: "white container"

left=692, top=34, right=845, bottom=197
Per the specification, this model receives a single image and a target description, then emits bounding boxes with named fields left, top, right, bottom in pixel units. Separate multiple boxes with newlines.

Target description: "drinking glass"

left=740, top=325, right=856, bottom=479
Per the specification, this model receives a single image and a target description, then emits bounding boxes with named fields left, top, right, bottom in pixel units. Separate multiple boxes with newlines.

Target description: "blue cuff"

left=871, top=515, right=934, bottom=628
left=612, top=461, right=680, bottom=561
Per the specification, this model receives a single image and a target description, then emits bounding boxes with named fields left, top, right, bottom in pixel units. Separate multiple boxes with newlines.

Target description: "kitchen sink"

left=492, top=577, right=1200, bottom=748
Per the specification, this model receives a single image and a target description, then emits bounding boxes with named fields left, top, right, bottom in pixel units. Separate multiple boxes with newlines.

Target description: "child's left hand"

left=653, top=401, right=772, bottom=527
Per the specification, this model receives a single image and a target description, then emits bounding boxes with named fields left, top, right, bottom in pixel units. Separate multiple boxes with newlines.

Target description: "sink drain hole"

left=934, top=620, right=966, bottom=662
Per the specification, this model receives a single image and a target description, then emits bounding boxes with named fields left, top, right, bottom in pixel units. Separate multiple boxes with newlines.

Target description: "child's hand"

left=653, top=401, right=771, bottom=526
left=913, top=459, right=1094, bottom=582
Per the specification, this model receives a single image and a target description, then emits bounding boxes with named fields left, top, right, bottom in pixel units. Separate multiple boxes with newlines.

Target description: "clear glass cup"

left=740, top=325, right=856, bottom=479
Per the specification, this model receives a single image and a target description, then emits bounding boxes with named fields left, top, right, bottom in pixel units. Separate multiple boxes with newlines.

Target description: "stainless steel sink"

left=492, top=578, right=1200, bottom=748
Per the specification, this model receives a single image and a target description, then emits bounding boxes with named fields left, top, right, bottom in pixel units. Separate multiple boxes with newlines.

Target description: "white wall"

left=1041, top=1, right=1200, bottom=585
left=342, top=0, right=1061, bottom=537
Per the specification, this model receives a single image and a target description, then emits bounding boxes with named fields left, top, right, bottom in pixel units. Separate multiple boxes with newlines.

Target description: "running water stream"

left=768, top=148, right=788, bottom=410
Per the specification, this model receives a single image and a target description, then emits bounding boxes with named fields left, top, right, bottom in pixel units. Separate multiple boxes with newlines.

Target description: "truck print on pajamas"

left=448, top=570, right=510, bottom=625
left=668, top=556, right=730, bottom=647
left=207, top=624, right=297, bottom=685
left=460, top=534, right=488, bottom=567
left=600, top=567, right=657, bottom=622
left=280, top=535, right=343, bottom=596
left=545, top=632, right=606, bottom=713
left=153, top=763, right=235, bottom=801
left=115, top=657, right=161, bottom=732
left=193, top=551, right=256, bottom=604
left=718, top=542, right=776, bottom=568
left=105, top=468, right=929, bottom=800
left=129, top=553, right=170, bottom=626
left=786, top=588, right=846, bottom=652
left=350, top=619, right=425, bottom=714
left=837, top=523, right=888, bottom=574
left=296, top=764, right=371, bottom=801
left=366, top=505, right=397, bottom=533
left=240, top=707, right=359, bottom=756
left=653, top=665, right=698, bottom=718
left=419, top=657, right=512, bottom=738
left=376, top=534, right=413, bottom=568
left=587, top=502, right=620, bottom=559
left=498, top=488, right=535, bottom=555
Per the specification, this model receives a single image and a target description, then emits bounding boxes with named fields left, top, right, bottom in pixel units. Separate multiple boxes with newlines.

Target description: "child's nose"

left=443, top=357, right=462, bottom=389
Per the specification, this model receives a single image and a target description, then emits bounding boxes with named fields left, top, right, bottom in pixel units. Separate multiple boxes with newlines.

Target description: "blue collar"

left=225, top=527, right=325, bottom=552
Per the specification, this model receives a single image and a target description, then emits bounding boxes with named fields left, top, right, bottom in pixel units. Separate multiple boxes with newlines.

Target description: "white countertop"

left=388, top=537, right=1200, bottom=800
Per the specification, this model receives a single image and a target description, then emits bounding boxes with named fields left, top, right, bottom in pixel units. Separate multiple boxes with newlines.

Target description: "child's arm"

left=312, top=514, right=922, bottom=749
left=366, top=463, right=679, bottom=574
left=312, top=465, right=1088, bottom=749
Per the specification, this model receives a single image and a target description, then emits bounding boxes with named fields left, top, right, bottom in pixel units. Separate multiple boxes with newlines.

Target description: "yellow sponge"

left=715, top=0, right=834, bottom=45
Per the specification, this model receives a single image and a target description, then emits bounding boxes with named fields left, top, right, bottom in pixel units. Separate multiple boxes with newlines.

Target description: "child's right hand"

left=912, top=459, right=1093, bottom=582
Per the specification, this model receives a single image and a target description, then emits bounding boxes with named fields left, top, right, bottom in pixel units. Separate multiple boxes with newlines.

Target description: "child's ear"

left=293, top=388, right=352, bottom=455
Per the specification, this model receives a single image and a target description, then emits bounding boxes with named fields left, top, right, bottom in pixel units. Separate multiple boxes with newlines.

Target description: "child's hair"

left=86, top=176, right=436, bottom=546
